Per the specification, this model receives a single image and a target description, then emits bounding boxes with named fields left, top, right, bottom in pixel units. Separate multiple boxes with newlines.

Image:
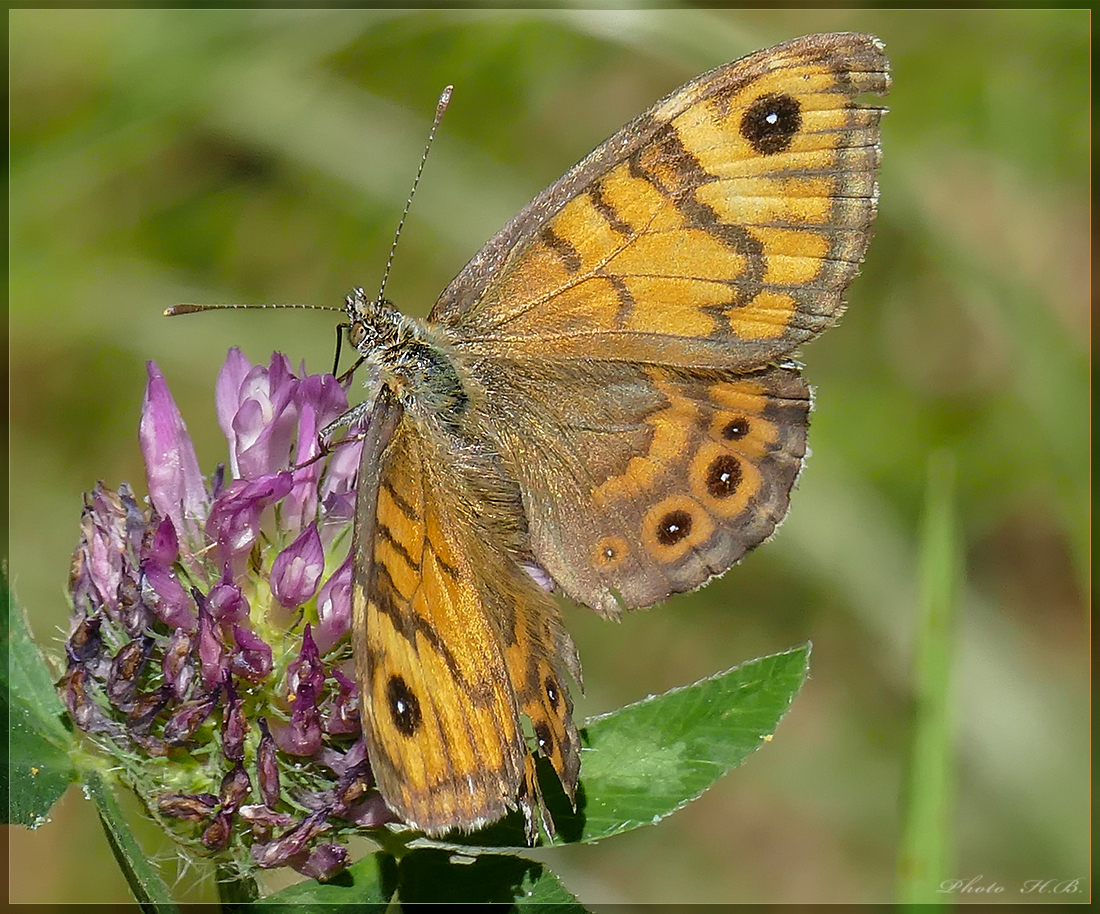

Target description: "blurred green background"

left=9, top=8, right=1090, bottom=905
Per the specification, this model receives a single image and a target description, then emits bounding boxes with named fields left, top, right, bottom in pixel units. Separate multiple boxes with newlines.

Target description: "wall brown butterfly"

left=344, top=32, right=889, bottom=838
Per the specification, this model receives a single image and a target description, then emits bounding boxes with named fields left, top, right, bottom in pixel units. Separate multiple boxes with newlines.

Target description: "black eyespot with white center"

left=722, top=416, right=750, bottom=440
left=656, top=509, right=693, bottom=546
left=534, top=721, right=554, bottom=755
left=741, top=93, right=802, bottom=155
left=706, top=455, right=743, bottom=499
left=386, top=675, right=422, bottom=738
left=545, top=675, right=560, bottom=711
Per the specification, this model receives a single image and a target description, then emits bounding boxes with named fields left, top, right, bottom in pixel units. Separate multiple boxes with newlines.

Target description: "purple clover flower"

left=61, top=349, right=397, bottom=881
left=270, top=524, right=325, bottom=609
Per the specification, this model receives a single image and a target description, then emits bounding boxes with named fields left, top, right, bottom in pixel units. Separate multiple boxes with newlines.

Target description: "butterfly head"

left=344, top=287, right=470, bottom=429
left=345, top=287, right=406, bottom=356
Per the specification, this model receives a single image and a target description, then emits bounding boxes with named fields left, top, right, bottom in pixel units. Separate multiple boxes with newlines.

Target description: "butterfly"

left=343, top=32, right=889, bottom=839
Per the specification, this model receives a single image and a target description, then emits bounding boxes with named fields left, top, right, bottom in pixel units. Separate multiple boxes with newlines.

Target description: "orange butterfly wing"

left=351, top=388, right=579, bottom=836
left=432, top=32, right=889, bottom=371
left=423, top=33, right=887, bottom=614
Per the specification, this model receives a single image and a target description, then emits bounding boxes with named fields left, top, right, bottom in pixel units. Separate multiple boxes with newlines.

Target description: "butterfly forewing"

left=352, top=388, right=580, bottom=835
left=432, top=32, right=889, bottom=371
left=353, top=390, right=524, bottom=833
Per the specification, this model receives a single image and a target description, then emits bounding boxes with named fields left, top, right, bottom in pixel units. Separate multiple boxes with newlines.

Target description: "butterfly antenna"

left=373, top=85, right=453, bottom=308
left=164, top=302, right=343, bottom=317
left=166, top=87, right=452, bottom=327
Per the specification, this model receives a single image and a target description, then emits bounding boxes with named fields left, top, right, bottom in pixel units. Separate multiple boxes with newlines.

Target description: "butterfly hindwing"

left=478, top=359, right=811, bottom=614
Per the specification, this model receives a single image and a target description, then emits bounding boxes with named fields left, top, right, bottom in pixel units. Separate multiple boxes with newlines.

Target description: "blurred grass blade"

left=897, top=452, right=960, bottom=901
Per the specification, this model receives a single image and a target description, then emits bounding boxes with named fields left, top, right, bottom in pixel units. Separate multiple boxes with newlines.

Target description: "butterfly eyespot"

left=544, top=675, right=560, bottom=710
left=593, top=535, right=629, bottom=570
left=740, top=92, right=802, bottom=155
left=656, top=509, right=694, bottom=546
left=706, top=455, right=743, bottom=499
left=721, top=417, right=751, bottom=441
left=533, top=721, right=554, bottom=755
left=386, top=675, right=422, bottom=738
